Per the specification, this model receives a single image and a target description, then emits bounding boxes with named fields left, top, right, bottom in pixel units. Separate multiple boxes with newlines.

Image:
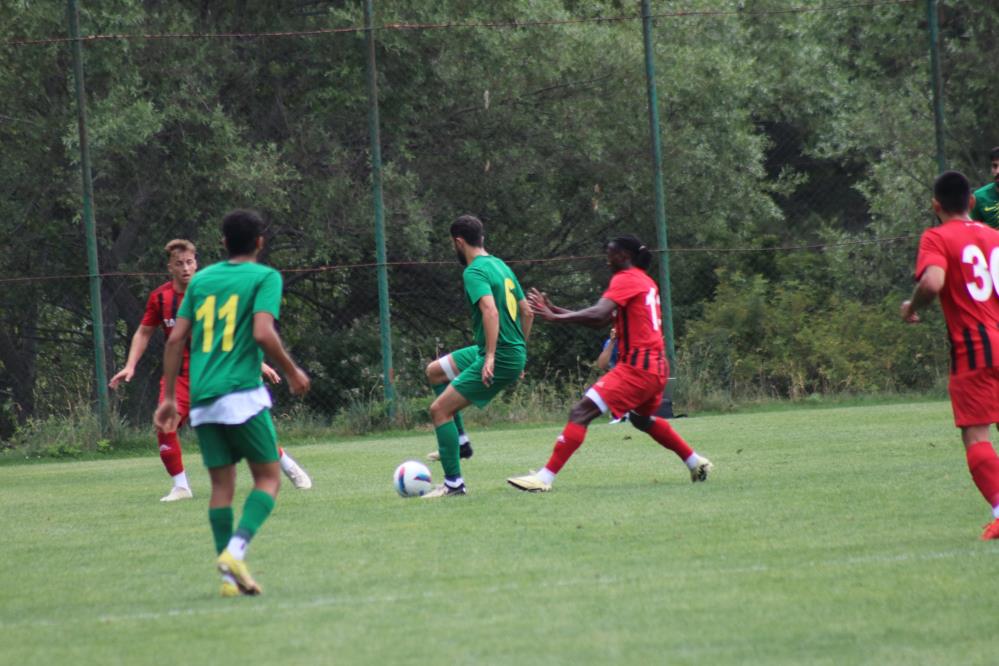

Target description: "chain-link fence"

left=2, top=1, right=996, bottom=446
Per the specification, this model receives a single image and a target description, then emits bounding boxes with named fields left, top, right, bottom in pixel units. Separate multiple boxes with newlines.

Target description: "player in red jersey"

left=109, top=239, right=312, bottom=501
left=507, top=235, right=712, bottom=492
left=902, top=171, right=999, bottom=540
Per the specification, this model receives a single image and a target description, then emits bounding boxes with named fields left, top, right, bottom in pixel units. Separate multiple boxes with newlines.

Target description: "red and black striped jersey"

left=916, top=219, right=999, bottom=374
left=602, top=267, right=667, bottom=377
left=141, top=281, right=190, bottom=375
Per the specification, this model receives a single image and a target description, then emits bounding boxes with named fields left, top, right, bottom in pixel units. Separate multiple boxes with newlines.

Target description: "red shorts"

left=586, top=363, right=667, bottom=418
left=158, top=375, right=191, bottom=430
left=948, top=367, right=999, bottom=427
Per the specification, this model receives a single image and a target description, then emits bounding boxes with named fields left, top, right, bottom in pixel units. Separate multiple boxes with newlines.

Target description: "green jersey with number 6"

left=463, top=255, right=526, bottom=357
left=177, top=261, right=282, bottom=405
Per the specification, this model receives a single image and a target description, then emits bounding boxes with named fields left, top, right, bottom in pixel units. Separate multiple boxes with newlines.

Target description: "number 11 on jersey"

left=195, top=294, right=239, bottom=352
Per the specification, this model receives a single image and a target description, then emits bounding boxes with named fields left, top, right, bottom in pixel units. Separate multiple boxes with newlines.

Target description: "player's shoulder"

left=149, top=280, right=173, bottom=297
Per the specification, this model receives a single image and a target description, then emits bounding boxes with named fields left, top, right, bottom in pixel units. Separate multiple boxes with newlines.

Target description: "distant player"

left=901, top=170, right=999, bottom=540
left=110, top=239, right=312, bottom=501
left=423, top=215, right=533, bottom=498
left=155, top=210, right=311, bottom=595
left=425, top=347, right=475, bottom=462
left=507, top=235, right=712, bottom=492
left=971, top=146, right=999, bottom=228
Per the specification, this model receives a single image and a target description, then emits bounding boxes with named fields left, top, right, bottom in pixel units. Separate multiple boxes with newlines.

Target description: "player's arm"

left=518, top=298, right=534, bottom=343
left=527, top=287, right=570, bottom=314
left=900, top=265, right=945, bottom=323
left=109, top=324, right=157, bottom=388
left=596, top=340, right=614, bottom=370
left=478, top=295, right=500, bottom=386
left=253, top=312, right=310, bottom=395
left=153, top=317, right=190, bottom=431
left=531, top=295, right=616, bottom=329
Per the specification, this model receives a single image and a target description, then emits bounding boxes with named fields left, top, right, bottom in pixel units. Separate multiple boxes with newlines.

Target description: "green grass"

left=2, top=401, right=996, bottom=665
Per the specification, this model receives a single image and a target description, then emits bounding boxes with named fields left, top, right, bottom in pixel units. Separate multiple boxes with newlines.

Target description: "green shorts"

left=443, top=345, right=479, bottom=378
left=195, top=408, right=279, bottom=469
left=450, top=349, right=526, bottom=408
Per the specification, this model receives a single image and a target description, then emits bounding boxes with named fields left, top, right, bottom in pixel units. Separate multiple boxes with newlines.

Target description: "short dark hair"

left=933, top=171, right=972, bottom=215
left=990, top=146, right=999, bottom=162
left=450, top=215, right=484, bottom=247
left=608, top=234, right=653, bottom=271
left=222, top=209, right=265, bottom=257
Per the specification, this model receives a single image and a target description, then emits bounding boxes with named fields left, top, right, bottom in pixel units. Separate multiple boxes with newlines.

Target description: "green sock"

left=208, top=506, right=234, bottom=555
left=432, top=383, right=467, bottom=438
left=434, top=420, right=462, bottom=480
left=235, top=489, right=276, bottom=542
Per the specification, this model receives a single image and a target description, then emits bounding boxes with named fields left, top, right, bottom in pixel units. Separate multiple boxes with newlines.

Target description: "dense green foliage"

left=1, top=2, right=997, bottom=442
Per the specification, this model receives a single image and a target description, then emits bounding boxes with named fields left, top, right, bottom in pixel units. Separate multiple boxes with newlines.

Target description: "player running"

left=110, top=239, right=312, bottom=501
left=507, top=235, right=712, bottom=492
left=423, top=215, right=533, bottom=498
left=155, top=210, right=311, bottom=595
left=971, top=146, right=999, bottom=229
left=901, top=170, right=999, bottom=540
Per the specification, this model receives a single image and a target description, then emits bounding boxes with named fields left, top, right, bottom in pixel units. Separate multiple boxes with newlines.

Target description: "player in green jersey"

left=424, top=345, right=477, bottom=463
left=971, top=146, right=999, bottom=228
left=422, top=215, right=533, bottom=498
left=155, top=210, right=310, bottom=596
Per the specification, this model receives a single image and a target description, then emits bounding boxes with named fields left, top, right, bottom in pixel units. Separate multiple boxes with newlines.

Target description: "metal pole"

left=67, top=0, right=110, bottom=432
left=364, top=0, right=396, bottom=418
left=926, top=0, right=946, bottom=173
left=640, top=0, right=676, bottom=364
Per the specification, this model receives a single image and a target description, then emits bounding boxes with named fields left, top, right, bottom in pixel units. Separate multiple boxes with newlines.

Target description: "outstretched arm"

left=109, top=325, right=156, bottom=388
left=530, top=293, right=616, bottom=329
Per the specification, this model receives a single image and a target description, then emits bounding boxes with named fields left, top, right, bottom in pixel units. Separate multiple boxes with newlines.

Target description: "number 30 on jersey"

left=963, top=245, right=999, bottom=302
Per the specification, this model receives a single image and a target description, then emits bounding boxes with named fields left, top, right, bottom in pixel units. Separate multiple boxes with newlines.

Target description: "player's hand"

left=109, top=367, right=134, bottom=390
left=528, top=289, right=557, bottom=321
left=287, top=366, right=311, bottom=396
left=153, top=399, right=180, bottom=432
left=261, top=363, right=282, bottom=384
left=527, top=287, right=553, bottom=308
left=482, top=354, right=495, bottom=387
left=900, top=300, right=920, bottom=323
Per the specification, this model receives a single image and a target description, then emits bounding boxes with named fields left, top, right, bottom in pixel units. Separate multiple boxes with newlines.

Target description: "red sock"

left=544, top=422, right=588, bottom=474
left=966, top=441, right=999, bottom=508
left=647, top=417, right=694, bottom=461
left=157, top=431, right=184, bottom=477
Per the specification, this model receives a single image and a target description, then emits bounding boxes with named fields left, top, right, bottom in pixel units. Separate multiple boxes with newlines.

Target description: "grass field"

left=2, top=401, right=997, bottom=665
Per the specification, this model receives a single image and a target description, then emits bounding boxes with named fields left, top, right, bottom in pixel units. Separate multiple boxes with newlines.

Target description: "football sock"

left=226, top=535, right=249, bottom=561
left=683, top=454, right=701, bottom=470
left=157, top=431, right=184, bottom=477
left=278, top=449, right=295, bottom=473
left=208, top=506, right=234, bottom=555
left=537, top=468, right=556, bottom=485
left=232, top=488, right=276, bottom=557
left=433, top=383, right=468, bottom=438
left=171, top=471, right=190, bottom=490
left=647, top=417, right=696, bottom=462
left=435, top=420, right=462, bottom=479
left=445, top=477, right=465, bottom=488
left=544, top=422, right=588, bottom=475
left=966, top=441, right=999, bottom=508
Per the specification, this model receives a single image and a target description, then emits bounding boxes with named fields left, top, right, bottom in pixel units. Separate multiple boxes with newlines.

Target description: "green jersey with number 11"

left=463, top=255, right=526, bottom=356
left=178, top=261, right=282, bottom=405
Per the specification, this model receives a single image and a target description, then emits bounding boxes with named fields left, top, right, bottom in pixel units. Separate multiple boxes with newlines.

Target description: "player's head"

left=450, top=215, right=484, bottom=266
left=222, top=209, right=265, bottom=258
left=990, top=146, right=999, bottom=183
left=606, top=235, right=653, bottom=273
left=164, top=239, right=197, bottom=287
left=932, top=171, right=972, bottom=218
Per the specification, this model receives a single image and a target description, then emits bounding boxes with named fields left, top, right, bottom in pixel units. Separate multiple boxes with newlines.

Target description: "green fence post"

left=926, top=0, right=946, bottom=173
left=640, top=0, right=676, bottom=365
left=67, top=0, right=110, bottom=433
left=364, top=0, right=396, bottom=419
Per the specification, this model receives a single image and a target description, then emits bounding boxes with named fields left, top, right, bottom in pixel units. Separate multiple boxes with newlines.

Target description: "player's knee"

left=429, top=400, right=449, bottom=423
left=425, top=362, right=437, bottom=382
left=629, top=412, right=652, bottom=432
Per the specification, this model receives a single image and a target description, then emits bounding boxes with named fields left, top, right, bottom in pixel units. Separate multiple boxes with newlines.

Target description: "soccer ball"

left=393, top=460, right=433, bottom=497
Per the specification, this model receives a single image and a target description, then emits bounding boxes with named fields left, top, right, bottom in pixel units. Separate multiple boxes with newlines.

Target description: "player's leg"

left=949, top=370, right=999, bottom=539
left=424, top=385, right=473, bottom=498
left=195, top=422, right=247, bottom=596
left=961, top=424, right=999, bottom=539
left=507, top=396, right=603, bottom=492
left=628, top=412, right=713, bottom=482
left=157, top=376, right=192, bottom=502
left=425, top=347, right=476, bottom=461
left=277, top=445, right=312, bottom=489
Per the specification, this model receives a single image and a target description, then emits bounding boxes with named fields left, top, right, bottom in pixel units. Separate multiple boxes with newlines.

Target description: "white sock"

left=458, top=434, right=470, bottom=446
left=279, top=452, right=295, bottom=472
left=992, top=505, right=999, bottom=519
left=684, top=454, right=700, bottom=470
left=172, top=471, right=189, bottom=489
left=445, top=477, right=464, bottom=488
left=537, top=468, right=556, bottom=485
left=226, top=535, right=249, bottom=560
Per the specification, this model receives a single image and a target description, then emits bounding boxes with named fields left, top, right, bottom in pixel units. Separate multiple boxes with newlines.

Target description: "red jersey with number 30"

left=141, top=281, right=190, bottom=375
left=602, top=267, right=667, bottom=376
left=916, top=219, right=999, bottom=374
